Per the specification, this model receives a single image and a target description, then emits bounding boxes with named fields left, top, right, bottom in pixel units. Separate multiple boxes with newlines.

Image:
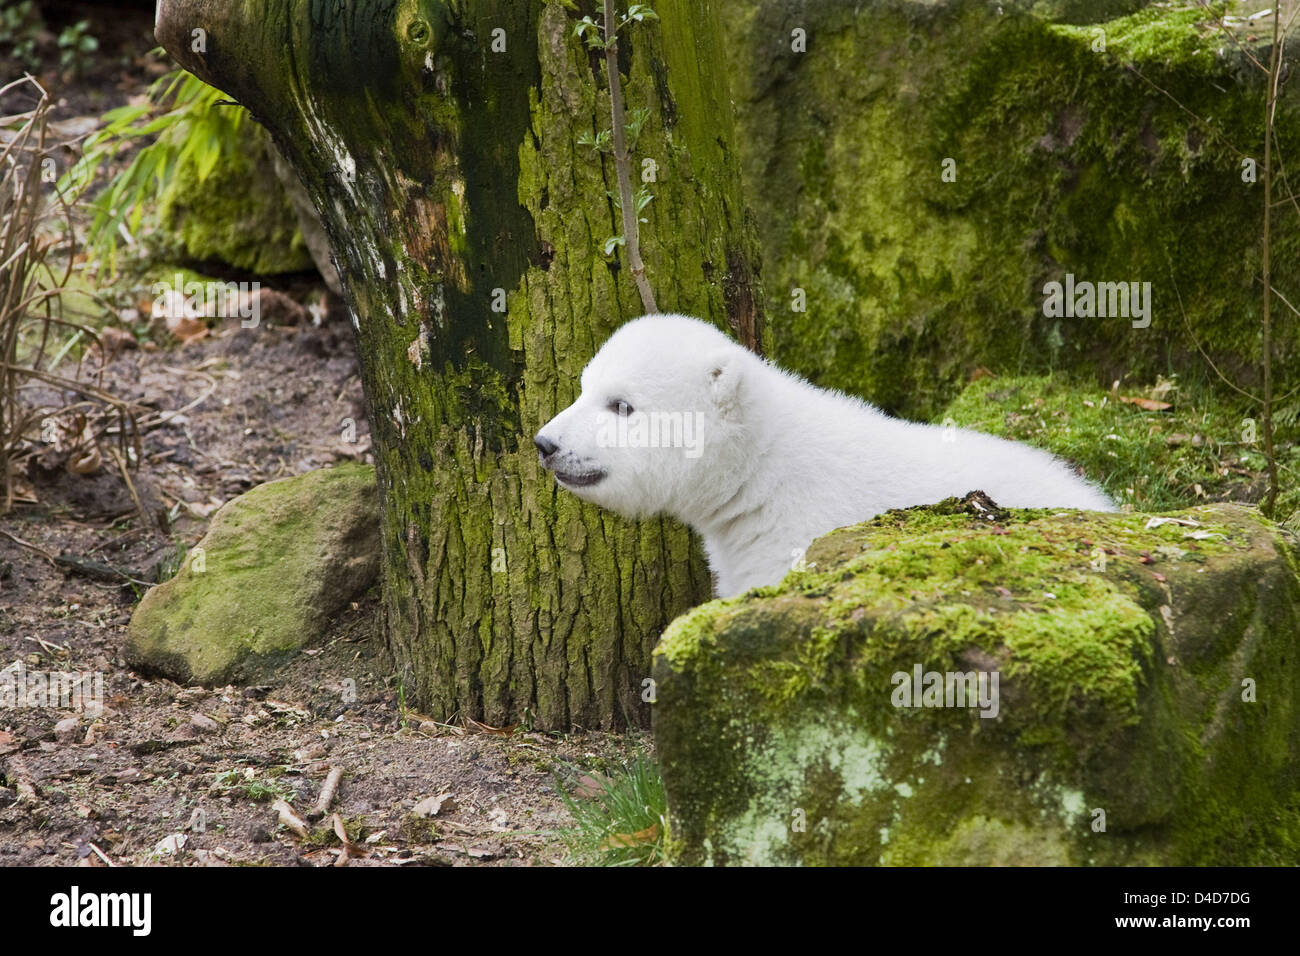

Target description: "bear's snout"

left=534, top=434, right=560, bottom=457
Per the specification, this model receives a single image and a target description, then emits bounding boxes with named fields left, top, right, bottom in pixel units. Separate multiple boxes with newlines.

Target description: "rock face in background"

left=720, top=0, right=1300, bottom=418
left=156, top=122, right=314, bottom=275
left=653, top=502, right=1300, bottom=865
left=126, top=463, right=379, bottom=685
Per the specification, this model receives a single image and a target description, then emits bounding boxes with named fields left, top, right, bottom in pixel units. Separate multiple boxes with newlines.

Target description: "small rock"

left=152, top=833, right=186, bottom=857
left=190, top=713, right=220, bottom=734
left=54, top=716, right=81, bottom=743
left=126, top=464, right=379, bottom=685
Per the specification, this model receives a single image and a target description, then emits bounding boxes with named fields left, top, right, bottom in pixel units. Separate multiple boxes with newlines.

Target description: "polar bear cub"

left=535, top=314, right=1114, bottom=597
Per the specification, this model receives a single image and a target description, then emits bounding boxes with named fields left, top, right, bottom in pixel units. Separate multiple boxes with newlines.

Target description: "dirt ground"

left=1, top=2, right=644, bottom=868
left=0, top=310, right=650, bottom=868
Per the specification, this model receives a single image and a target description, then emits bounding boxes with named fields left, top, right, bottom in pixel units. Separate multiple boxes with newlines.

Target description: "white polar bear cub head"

left=536, top=312, right=1114, bottom=598
left=534, top=314, right=755, bottom=522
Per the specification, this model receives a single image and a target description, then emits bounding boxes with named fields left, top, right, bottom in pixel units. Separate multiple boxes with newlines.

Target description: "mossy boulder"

left=721, top=0, right=1300, bottom=418
left=126, top=463, right=379, bottom=685
left=156, top=122, right=313, bottom=275
left=653, top=501, right=1300, bottom=865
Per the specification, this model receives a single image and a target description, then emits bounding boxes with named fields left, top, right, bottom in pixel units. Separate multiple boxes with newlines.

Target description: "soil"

left=1, top=2, right=642, bottom=868
left=1, top=309, right=647, bottom=868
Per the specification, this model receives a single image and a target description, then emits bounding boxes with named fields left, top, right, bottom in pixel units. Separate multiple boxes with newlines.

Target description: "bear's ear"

left=707, top=350, right=743, bottom=418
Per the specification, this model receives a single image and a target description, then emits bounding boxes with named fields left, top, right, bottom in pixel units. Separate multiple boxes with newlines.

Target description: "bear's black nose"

left=534, top=435, right=559, bottom=457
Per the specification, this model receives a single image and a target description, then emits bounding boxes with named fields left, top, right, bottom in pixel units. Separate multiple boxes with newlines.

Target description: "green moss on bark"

left=157, top=0, right=764, bottom=729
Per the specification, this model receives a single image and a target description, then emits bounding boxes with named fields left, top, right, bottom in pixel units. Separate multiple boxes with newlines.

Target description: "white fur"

left=536, top=314, right=1115, bottom=597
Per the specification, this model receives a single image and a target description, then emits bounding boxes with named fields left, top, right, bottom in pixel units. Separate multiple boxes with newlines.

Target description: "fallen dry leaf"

left=272, top=799, right=308, bottom=838
left=99, top=326, right=138, bottom=359
left=1118, top=395, right=1172, bottom=412
left=184, top=500, right=221, bottom=519
left=1145, top=516, right=1201, bottom=530
left=6, top=474, right=37, bottom=504
left=600, top=823, right=660, bottom=850
left=463, top=716, right=519, bottom=736
left=413, top=793, right=457, bottom=817
left=67, top=444, right=102, bottom=475
left=164, top=308, right=206, bottom=342
left=331, top=812, right=357, bottom=853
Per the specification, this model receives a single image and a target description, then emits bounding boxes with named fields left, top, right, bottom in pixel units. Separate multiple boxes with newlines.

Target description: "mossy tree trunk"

left=156, top=0, right=763, bottom=729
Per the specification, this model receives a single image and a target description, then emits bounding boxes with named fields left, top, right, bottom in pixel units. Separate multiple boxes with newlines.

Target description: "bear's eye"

left=607, top=400, right=633, bottom=417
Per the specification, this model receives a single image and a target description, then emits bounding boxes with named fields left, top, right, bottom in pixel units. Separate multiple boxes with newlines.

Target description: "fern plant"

left=60, top=67, right=247, bottom=273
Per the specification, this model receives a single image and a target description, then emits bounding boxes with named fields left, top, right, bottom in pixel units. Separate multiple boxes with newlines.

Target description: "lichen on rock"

left=653, top=501, right=1300, bottom=865
left=126, top=463, right=379, bottom=686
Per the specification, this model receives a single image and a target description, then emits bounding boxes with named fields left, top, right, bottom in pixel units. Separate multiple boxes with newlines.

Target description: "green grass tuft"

left=554, top=752, right=668, bottom=866
left=940, top=373, right=1298, bottom=514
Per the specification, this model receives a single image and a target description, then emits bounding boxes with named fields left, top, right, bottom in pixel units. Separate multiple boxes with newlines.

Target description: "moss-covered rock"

left=126, top=463, right=379, bottom=685
left=156, top=122, right=313, bottom=275
left=721, top=0, right=1300, bottom=418
left=653, top=501, right=1300, bottom=865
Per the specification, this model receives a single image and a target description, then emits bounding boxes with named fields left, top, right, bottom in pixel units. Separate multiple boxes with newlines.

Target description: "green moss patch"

left=654, top=502, right=1300, bottom=865
left=126, top=463, right=379, bottom=685
left=940, top=373, right=1300, bottom=513
left=722, top=0, right=1300, bottom=419
left=155, top=123, right=312, bottom=275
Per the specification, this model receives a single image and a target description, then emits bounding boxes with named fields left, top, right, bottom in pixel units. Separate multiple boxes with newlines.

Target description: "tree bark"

left=155, top=0, right=763, bottom=729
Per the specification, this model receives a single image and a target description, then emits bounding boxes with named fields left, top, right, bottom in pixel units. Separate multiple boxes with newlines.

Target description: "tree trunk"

left=155, top=0, right=763, bottom=729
